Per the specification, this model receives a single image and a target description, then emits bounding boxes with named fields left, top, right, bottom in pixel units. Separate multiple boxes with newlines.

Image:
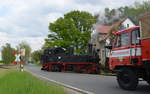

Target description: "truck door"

left=131, top=29, right=141, bottom=64
left=110, top=32, right=131, bottom=69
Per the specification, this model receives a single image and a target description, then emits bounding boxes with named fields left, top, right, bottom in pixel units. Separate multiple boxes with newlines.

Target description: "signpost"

left=19, top=48, right=25, bottom=72
left=13, top=48, right=25, bottom=72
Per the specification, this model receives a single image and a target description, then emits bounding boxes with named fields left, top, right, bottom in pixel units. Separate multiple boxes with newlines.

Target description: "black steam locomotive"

left=41, top=47, right=100, bottom=74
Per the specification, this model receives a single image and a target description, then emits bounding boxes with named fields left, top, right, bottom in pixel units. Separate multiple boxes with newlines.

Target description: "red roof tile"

left=96, top=26, right=112, bottom=33
left=96, top=18, right=127, bottom=34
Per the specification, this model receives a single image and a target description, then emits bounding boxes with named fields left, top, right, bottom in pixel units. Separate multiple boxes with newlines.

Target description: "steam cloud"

left=97, top=10, right=122, bottom=25
left=91, top=9, right=122, bottom=42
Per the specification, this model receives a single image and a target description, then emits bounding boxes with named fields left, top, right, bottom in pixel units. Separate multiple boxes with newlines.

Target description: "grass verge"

left=0, top=68, right=67, bottom=94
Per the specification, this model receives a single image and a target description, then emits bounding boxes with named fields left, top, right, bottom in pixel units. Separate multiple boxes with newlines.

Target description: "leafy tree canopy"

left=17, top=41, right=31, bottom=62
left=1, top=43, right=16, bottom=64
left=44, top=10, right=96, bottom=54
left=31, top=50, right=42, bottom=63
left=96, top=1, right=150, bottom=25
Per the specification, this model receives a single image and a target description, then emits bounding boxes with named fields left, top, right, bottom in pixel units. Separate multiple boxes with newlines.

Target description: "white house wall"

left=122, top=18, right=135, bottom=28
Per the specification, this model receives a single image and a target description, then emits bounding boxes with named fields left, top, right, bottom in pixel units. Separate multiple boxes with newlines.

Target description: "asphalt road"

left=25, top=65, right=150, bottom=94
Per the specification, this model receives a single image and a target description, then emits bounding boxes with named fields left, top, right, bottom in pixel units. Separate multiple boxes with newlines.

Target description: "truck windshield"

left=121, top=33, right=129, bottom=46
left=115, top=35, right=121, bottom=47
left=115, top=32, right=129, bottom=47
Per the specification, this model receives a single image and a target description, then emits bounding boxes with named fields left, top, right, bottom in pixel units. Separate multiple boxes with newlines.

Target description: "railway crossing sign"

left=12, top=48, right=25, bottom=72
left=20, top=48, right=25, bottom=56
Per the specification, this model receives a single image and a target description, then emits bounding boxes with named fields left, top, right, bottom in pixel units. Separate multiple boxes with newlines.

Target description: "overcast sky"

left=0, top=0, right=148, bottom=51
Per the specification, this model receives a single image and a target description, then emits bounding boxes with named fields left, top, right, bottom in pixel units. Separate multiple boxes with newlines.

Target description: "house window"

left=127, top=24, right=129, bottom=28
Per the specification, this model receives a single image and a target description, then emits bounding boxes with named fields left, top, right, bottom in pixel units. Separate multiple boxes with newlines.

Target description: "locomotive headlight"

left=58, top=56, right=61, bottom=59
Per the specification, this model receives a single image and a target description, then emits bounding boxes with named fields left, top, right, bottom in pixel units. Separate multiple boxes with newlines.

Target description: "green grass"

left=0, top=67, right=15, bottom=78
left=0, top=69, right=67, bottom=94
left=0, top=62, right=4, bottom=65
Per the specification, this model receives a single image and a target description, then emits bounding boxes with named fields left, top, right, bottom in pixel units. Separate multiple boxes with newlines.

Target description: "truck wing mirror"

left=137, top=37, right=140, bottom=40
left=105, top=45, right=112, bottom=49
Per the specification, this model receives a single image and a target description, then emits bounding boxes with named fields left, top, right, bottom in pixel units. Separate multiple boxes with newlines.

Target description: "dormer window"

left=127, top=24, right=129, bottom=28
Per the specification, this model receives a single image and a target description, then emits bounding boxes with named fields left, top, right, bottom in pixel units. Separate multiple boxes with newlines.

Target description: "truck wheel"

left=117, top=68, right=138, bottom=90
left=142, top=70, right=150, bottom=85
left=143, top=77, right=150, bottom=85
left=145, top=77, right=150, bottom=85
left=146, top=80, right=150, bottom=85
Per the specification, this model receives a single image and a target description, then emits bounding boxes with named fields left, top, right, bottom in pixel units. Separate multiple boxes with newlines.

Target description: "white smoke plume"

left=91, top=24, right=99, bottom=43
left=91, top=9, right=122, bottom=41
left=97, top=9, right=122, bottom=25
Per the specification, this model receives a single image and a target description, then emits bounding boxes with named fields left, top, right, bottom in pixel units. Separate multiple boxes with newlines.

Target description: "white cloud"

left=0, top=33, right=45, bottom=51
left=48, top=13, right=63, bottom=23
left=0, top=0, right=148, bottom=51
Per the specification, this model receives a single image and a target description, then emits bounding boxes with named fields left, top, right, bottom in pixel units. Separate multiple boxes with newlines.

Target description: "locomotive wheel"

left=51, top=65, right=56, bottom=72
left=89, top=68, right=100, bottom=74
left=95, top=67, right=101, bottom=74
left=117, top=68, right=138, bottom=90
left=46, top=67, right=49, bottom=71
left=51, top=65, right=61, bottom=72
left=57, top=65, right=62, bottom=72
left=95, top=69, right=100, bottom=74
left=88, top=65, right=100, bottom=74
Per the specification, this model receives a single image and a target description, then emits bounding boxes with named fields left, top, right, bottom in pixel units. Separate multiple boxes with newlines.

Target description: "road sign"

left=20, top=48, right=25, bottom=56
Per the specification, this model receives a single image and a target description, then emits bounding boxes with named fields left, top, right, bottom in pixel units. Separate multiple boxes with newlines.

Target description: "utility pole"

left=19, top=48, right=25, bottom=72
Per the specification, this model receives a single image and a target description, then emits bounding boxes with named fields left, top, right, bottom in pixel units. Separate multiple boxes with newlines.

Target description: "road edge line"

left=25, top=69, right=94, bottom=94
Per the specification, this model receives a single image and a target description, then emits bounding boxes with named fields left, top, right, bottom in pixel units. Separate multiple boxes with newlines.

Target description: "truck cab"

left=107, top=26, right=150, bottom=90
left=109, top=26, right=141, bottom=70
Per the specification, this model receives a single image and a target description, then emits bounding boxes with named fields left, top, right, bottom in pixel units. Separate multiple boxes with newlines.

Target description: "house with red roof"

left=95, top=25, right=112, bottom=41
left=89, top=18, right=136, bottom=67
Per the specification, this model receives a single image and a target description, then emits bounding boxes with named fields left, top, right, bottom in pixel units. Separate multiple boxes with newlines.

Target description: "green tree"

left=96, top=1, right=150, bottom=25
left=31, top=50, right=42, bottom=63
left=17, top=41, right=31, bottom=63
left=1, top=43, right=16, bottom=64
left=45, top=10, right=96, bottom=54
left=113, top=1, right=150, bottom=25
